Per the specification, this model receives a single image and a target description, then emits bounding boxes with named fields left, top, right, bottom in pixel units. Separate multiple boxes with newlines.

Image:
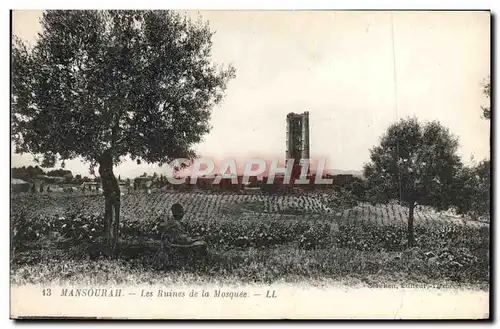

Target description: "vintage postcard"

left=10, top=9, right=491, bottom=319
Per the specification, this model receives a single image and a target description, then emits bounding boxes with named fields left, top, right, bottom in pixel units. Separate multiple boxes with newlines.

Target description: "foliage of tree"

left=363, top=117, right=463, bottom=247
left=454, top=159, right=490, bottom=219
left=342, top=176, right=367, bottom=201
left=11, top=165, right=45, bottom=182
left=47, top=169, right=73, bottom=178
left=454, top=76, right=491, bottom=220
left=73, top=174, right=83, bottom=184
left=11, top=10, right=236, bottom=254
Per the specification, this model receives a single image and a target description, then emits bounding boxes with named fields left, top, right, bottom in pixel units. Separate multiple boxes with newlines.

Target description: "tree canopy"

left=454, top=159, right=490, bottom=219
left=364, top=117, right=462, bottom=209
left=46, top=169, right=73, bottom=177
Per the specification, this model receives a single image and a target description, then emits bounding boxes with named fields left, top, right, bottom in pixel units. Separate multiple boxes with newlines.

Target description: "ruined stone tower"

left=285, top=111, right=310, bottom=176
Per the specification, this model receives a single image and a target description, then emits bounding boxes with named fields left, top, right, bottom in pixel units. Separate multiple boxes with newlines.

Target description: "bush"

left=335, top=219, right=488, bottom=253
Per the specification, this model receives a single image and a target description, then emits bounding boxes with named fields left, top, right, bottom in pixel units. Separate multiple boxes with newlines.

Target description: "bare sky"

left=11, top=10, right=491, bottom=178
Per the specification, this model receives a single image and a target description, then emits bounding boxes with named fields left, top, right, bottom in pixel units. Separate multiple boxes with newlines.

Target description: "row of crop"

left=14, top=193, right=485, bottom=234
left=11, top=190, right=356, bottom=221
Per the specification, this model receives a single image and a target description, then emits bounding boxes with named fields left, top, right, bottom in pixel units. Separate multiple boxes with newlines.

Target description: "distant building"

left=134, top=177, right=153, bottom=190
left=81, top=181, right=100, bottom=191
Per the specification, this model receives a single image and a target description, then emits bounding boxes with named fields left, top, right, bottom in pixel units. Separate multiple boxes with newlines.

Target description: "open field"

left=11, top=191, right=490, bottom=287
left=11, top=191, right=488, bottom=227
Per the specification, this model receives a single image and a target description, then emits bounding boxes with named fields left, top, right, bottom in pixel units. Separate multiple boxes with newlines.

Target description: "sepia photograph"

left=10, top=9, right=491, bottom=319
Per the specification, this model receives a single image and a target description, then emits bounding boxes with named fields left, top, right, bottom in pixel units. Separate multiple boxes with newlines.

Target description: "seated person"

left=160, top=203, right=205, bottom=247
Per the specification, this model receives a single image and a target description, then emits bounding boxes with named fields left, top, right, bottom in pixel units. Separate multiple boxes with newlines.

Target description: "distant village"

left=11, top=165, right=168, bottom=195
left=11, top=164, right=359, bottom=195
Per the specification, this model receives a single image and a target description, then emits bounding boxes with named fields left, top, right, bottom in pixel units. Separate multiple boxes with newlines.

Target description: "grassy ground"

left=11, top=240, right=489, bottom=289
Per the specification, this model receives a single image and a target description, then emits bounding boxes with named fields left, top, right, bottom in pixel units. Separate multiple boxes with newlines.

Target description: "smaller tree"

left=363, top=117, right=463, bottom=247
left=454, top=160, right=490, bottom=220
left=454, top=77, right=492, bottom=220
left=74, top=174, right=83, bottom=185
left=343, top=176, right=367, bottom=202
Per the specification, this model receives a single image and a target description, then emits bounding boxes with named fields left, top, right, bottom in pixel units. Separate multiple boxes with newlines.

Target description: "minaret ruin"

left=285, top=111, right=310, bottom=177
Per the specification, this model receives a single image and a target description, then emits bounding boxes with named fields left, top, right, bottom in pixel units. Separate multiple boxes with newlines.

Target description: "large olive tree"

left=12, top=10, right=236, bottom=254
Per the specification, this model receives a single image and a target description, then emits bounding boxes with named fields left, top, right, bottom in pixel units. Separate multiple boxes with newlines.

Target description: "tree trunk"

left=407, top=202, right=415, bottom=248
left=98, top=151, right=120, bottom=256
